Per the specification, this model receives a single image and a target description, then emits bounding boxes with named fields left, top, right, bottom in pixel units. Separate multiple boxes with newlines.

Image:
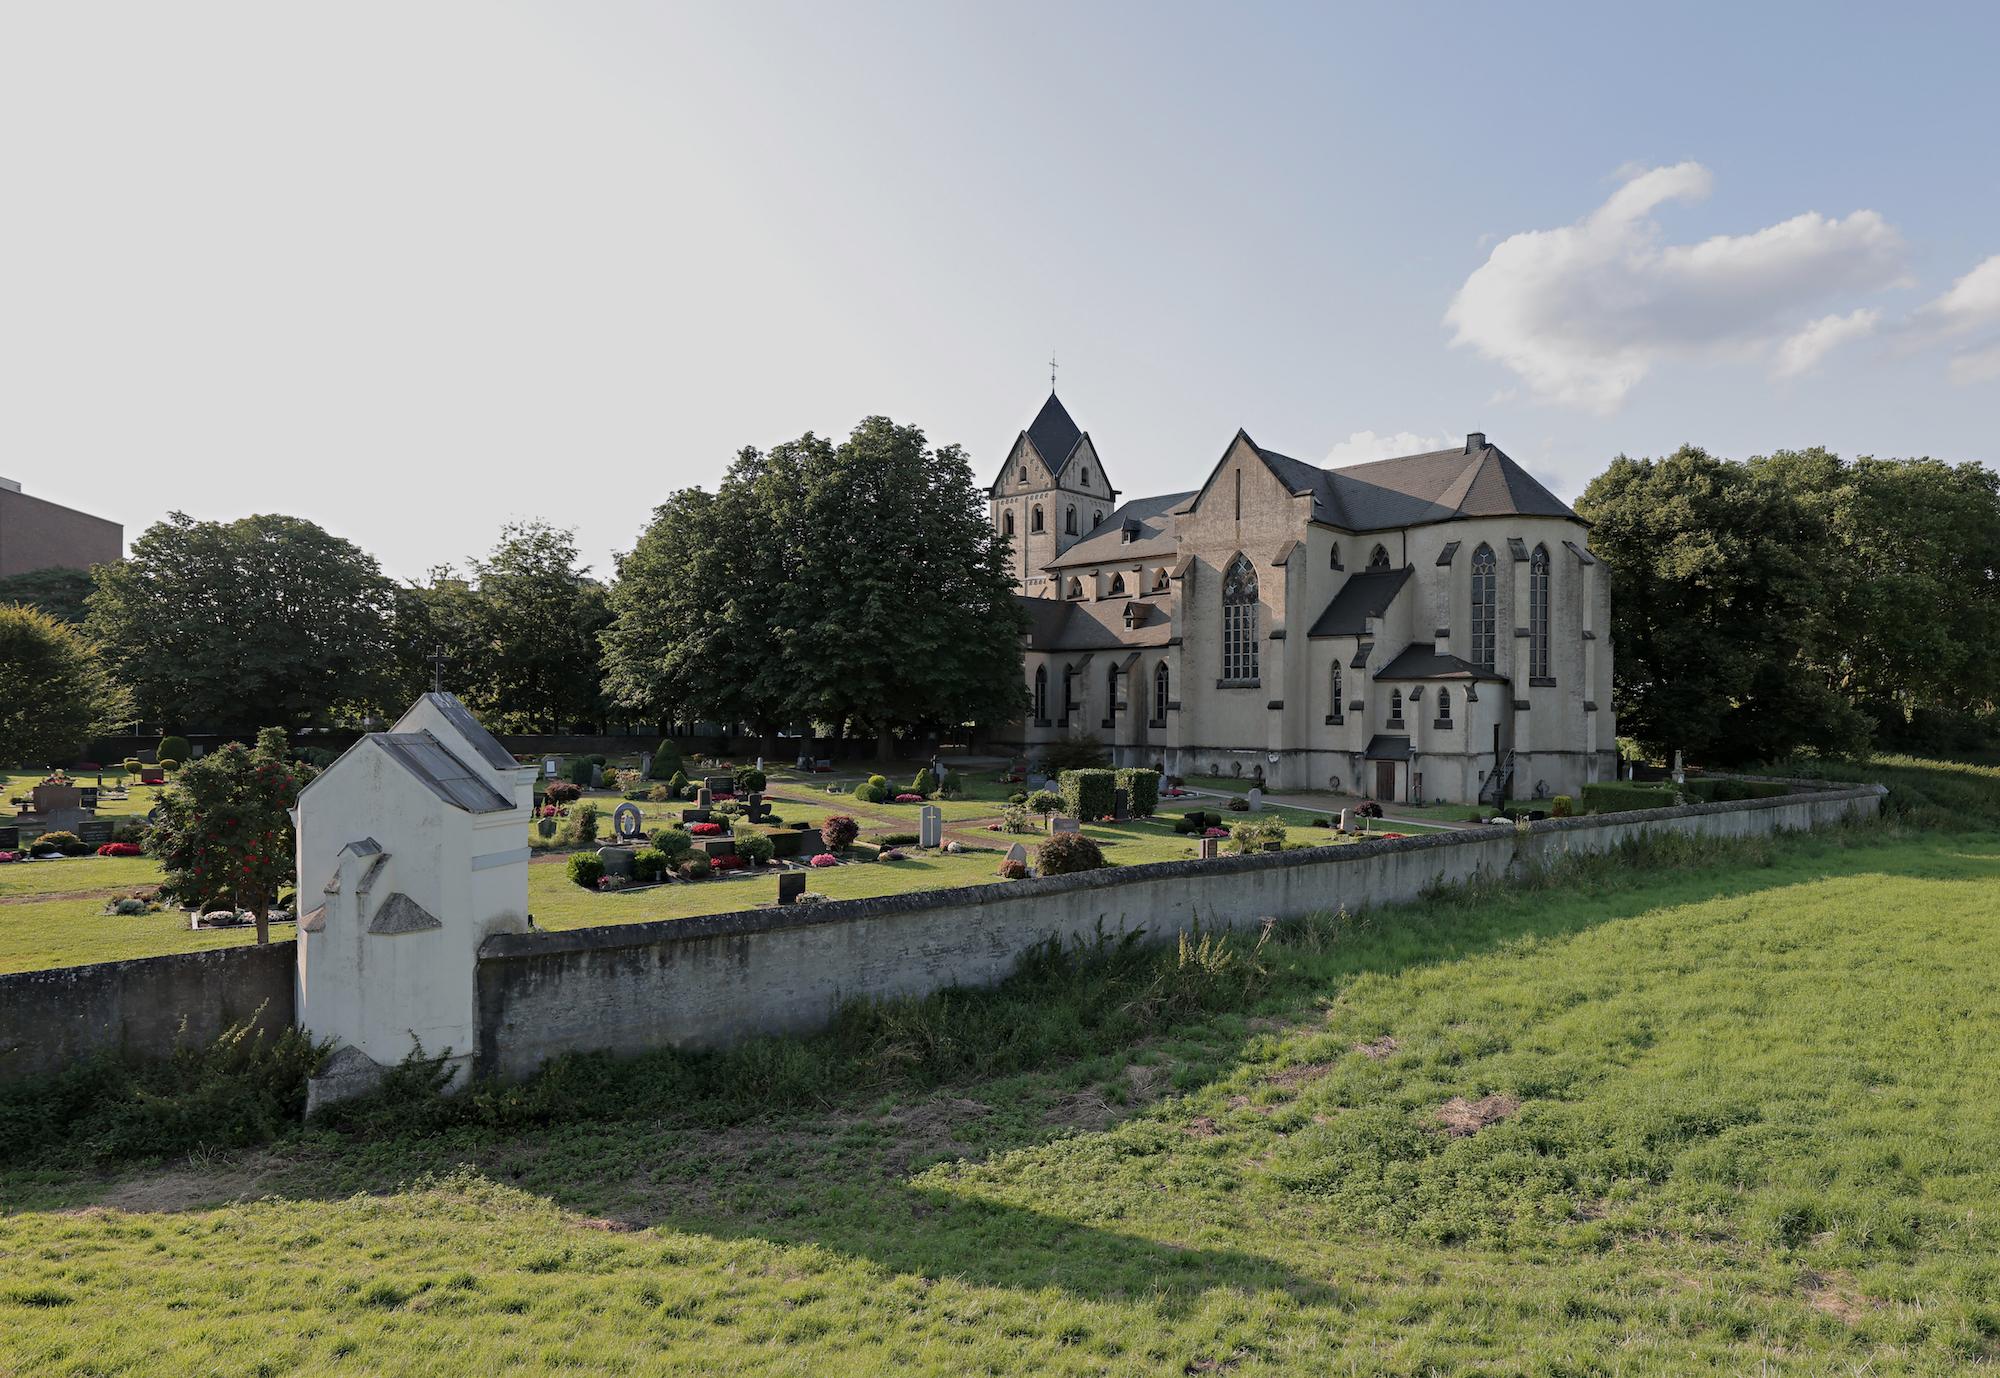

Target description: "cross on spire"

left=428, top=645, right=449, bottom=693
left=1049, top=350, right=1058, bottom=392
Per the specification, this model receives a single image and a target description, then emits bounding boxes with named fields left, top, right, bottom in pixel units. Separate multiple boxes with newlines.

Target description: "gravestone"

left=638, top=752, right=653, bottom=780
left=918, top=804, right=943, bottom=848
left=681, top=807, right=711, bottom=824
left=191, top=744, right=205, bottom=759
left=1027, top=774, right=1049, bottom=792
left=755, top=756, right=764, bottom=773
left=694, top=836, right=737, bottom=859
left=1247, top=787, right=1263, bottom=812
left=544, top=759, right=558, bottom=779
left=612, top=803, right=644, bottom=841
left=1112, top=788, right=1130, bottom=821
left=696, top=786, right=712, bottom=810
left=777, top=871, right=806, bottom=905
left=0, top=825, right=17, bottom=850
left=589, top=764, right=604, bottom=789
left=1671, top=750, right=1686, bottom=786
left=796, top=753, right=810, bottom=770
left=79, top=787, right=99, bottom=810
left=1339, top=807, right=1352, bottom=834
left=1050, top=816, right=1081, bottom=835
left=537, top=816, right=557, bottom=838
left=705, top=775, right=733, bottom=798
left=597, top=846, right=635, bottom=879
left=1198, top=835, right=1219, bottom=860
left=77, top=820, right=113, bottom=847
left=1000, top=842, right=1027, bottom=874
left=744, top=792, right=767, bottom=823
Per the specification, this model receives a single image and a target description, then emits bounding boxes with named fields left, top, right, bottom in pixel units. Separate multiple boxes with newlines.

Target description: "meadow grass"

left=4, top=818, right=1999, bottom=1374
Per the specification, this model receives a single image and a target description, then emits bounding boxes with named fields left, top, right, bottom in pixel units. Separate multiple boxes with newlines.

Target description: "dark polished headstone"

left=777, top=871, right=806, bottom=905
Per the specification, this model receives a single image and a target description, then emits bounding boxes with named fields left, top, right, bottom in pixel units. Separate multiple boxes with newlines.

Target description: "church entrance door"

left=1375, top=760, right=1397, bottom=801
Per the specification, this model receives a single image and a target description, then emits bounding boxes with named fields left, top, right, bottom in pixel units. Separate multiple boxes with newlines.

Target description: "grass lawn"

left=1, top=770, right=165, bottom=822
left=9, top=817, right=2000, bottom=1373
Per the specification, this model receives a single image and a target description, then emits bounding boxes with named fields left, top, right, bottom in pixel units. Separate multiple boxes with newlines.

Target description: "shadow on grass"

left=19, top=827, right=1997, bottom=1307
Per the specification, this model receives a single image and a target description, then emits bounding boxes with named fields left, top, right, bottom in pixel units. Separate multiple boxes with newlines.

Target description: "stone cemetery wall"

left=0, top=941, right=296, bottom=1084
left=473, top=783, right=1885, bottom=1081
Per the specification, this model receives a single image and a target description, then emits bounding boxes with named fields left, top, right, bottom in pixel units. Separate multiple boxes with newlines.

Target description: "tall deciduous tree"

left=468, top=521, right=613, bottom=732
left=87, top=513, right=396, bottom=731
left=147, top=728, right=313, bottom=945
left=0, top=567, right=98, bottom=624
left=0, top=604, right=129, bottom=766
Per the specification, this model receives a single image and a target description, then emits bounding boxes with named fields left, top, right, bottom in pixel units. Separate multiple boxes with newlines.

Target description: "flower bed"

left=96, top=842, right=144, bottom=857
left=690, top=822, right=724, bottom=836
left=808, top=853, right=838, bottom=868
left=894, top=792, right=924, bottom=803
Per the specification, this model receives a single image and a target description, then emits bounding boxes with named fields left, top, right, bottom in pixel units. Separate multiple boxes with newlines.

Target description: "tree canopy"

left=1579, top=446, right=2000, bottom=764
left=86, top=513, right=396, bottom=732
left=0, top=604, right=129, bottom=767
left=147, top=727, right=314, bottom=945
left=0, top=566, right=97, bottom=624
left=602, top=417, right=1026, bottom=752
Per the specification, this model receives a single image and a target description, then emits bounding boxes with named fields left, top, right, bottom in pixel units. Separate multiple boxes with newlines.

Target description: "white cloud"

left=1325, top=429, right=1452, bottom=465
left=1948, top=341, right=2000, bottom=386
left=1445, top=162, right=1907, bottom=411
left=1773, top=308, right=1879, bottom=378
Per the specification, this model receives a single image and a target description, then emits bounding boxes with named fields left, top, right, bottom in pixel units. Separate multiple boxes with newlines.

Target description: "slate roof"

left=373, top=732, right=513, bottom=814
left=1364, top=734, right=1412, bottom=760
left=1371, top=645, right=1505, bottom=681
left=1018, top=594, right=1173, bottom=652
left=1242, top=434, right=1578, bottom=531
left=1043, top=490, right=1198, bottom=569
left=1026, top=392, right=1084, bottom=475
left=421, top=692, right=519, bottom=771
left=1306, top=567, right=1413, bottom=637
left=368, top=891, right=442, bottom=935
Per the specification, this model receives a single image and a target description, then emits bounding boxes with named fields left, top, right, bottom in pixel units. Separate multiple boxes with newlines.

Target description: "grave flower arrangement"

left=1202, top=827, right=1229, bottom=838
left=880, top=848, right=906, bottom=861
left=96, top=842, right=144, bottom=857
left=895, top=792, right=924, bottom=803
left=808, top=853, right=838, bottom=867
left=998, top=857, right=1028, bottom=880
left=690, top=822, right=724, bottom=836
left=711, top=854, right=743, bottom=871
left=0, top=851, right=17, bottom=864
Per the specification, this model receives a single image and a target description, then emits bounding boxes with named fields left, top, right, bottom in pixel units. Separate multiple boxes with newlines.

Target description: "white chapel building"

left=992, top=393, right=1617, bottom=805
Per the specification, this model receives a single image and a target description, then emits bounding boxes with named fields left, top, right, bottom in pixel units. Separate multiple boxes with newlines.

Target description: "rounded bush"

left=734, top=766, right=767, bottom=794
left=733, top=829, right=775, bottom=865
left=1026, top=789, right=1064, bottom=815
left=998, top=858, right=1029, bottom=880
left=566, top=758, right=595, bottom=787
left=632, top=848, right=668, bottom=883
left=866, top=775, right=888, bottom=790
left=1008, top=793, right=1027, bottom=806
left=808, top=853, right=838, bottom=867
left=566, top=852, right=605, bottom=889
left=648, top=740, right=683, bottom=779
left=678, top=855, right=712, bottom=881
left=122, top=757, right=142, bottom=772
left=158, top=758, right=182, bottom=774
left=1226, top=797, right=1249, bottom=812
left=820, top=815, right=859, bottom=851
left=1551, top=794, right=1574, bottom=818
left=1036, top=832, right=1107, bottom=875
left=853, top=783, right=887, bottom=804
left=34, top=830, right=87, bottom=856
left=158, top=735, right=191, bottom=765
left=545, top=781, right=581, bottom=805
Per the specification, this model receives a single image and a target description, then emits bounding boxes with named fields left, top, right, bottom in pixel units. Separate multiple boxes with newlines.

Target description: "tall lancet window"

left=1529, top=544, right=1552, bottom=680
left=1033, top=666, right=1047, bottom=721
left=1329, top=660, right=1343, bottom=723
left=1470, top=543, right=1497, bottom=672
left=1221, top=553, right=1259, bottom=682
left=1154, top=660, right=1170, bottom=721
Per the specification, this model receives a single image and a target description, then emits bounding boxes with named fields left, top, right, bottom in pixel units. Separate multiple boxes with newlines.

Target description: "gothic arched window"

left=1065, top=505, right=1077, bottom=535
left=1033, top=665, right=1047, bottom=721
left=1329, top=660, right=1343, bottom=723
left=1368, top=544, right=1391, bottom=570
left=1063, top=665, right=1077, bottom=714
left=1093, top=509, right=1104, bottom=529
left=1002, top=510, right=1015, bottom=538
left=1031, top=505, right=1044, bottom=533
left=1154, top=661, right=1169, bottom=721
left=1221, top=553, right=1259, bottom=682
left=1437, top=687, right=1452, bottom=722
left=1081, top=466, right=1091, bottom=486
left=1470, top=543, right=1497, bottom=671
left=1330, top=544, right=1343, bottom=570
left=1066, top=576, right=1083, bottom=599
left=1109, top=573, right=1126, bottom=595
left=1107, top=662, right=1119, bottom=711
left=1152, top=568, right=1169, bottom=592
left=1530, top=544, right=1551, bottom=680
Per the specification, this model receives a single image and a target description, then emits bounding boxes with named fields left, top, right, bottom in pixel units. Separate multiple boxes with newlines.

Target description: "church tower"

left=989, top=392, right=1120, bottom=595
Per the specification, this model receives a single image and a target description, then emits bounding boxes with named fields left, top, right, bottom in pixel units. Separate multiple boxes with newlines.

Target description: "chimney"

left=1464, top=432, right=1486, bottom=454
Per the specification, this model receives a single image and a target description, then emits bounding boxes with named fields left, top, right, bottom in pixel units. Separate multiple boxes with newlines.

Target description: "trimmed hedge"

left=566, top=853, right=604, bottom=888
left=1058, top=768, right=1117, bottom=821
left=1683, top=776, right=1792, bottom=803
left=1114, top=767, right=1159, bottom=818
left=648, top=740, right=683, bottom=779
left=1037, top=831, right=1107, bottom=875
left=1580, top=782, right=1678, bottom=814
left=566, top=758, right=595, bottom=786
left=158, top=735, right=191, bottom=765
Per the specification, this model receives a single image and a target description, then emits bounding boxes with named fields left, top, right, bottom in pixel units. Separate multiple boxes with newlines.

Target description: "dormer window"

left=1109, top=573, right=1126, bottom=595
left=1152, top=568, right=1170, bottom=592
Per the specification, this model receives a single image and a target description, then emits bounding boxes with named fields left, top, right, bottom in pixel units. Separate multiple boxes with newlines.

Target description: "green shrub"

left=544, top=780, right=581, bottom=805
left=911, top=768, right=936, bottom=797
left=1551, top=794, right=1574, bottom=818
left=158, top=735, right=191, bottom=765
left=732, top=829, right=775, bottom=865
left=566, top=758, right=595, bottom=786
left=1580, top=782, right=1678, bottom=815
left=734, top=766, right=767, bottom=794
left=647, top=784, right=673, bottom=802
left=566, top=852, right=604, bottom=889
left=632, top=848, right=668, bottom=883
left=1026, top=789, right=1064, bottom=815
left=648, top=740, right=683, bottom=779
left=867, top=774, right=888, bottom=791
left=586, top=754, right=608, bottom=768
left=1000, top=805, right=1034, bottom=833
left=1036, top=831, right=1107, bottom=875
left=653, top=827, right=693, bottom=862
left=1230, top=815, right=1287, bottom=853
left=1042, top=733, right=1108, bottom=773
left=821, top=815, right=859, bottom=851
left=158, top=758, right=182, bottom=774
left=33, top=830, right=87, bottom=855
left=879, top=832, right=918, bottom=846
left=1115, top=767, right=1159, bottom=818
left=678, top=855, right=712, bottom=881
left=667, top=769, right=689, bottom=799
left=1226, top=796, right=1249, bottom=812
left=122, top=757, right=142, bottom=773
left=1059, top=768, right=1117, bottom=821
left=853, top=783, right=888, bottom=804
left=1008, top=792, right=1028, bottom=805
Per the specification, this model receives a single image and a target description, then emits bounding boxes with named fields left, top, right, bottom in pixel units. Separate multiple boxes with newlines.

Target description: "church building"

left=992, top=393, right=1616, bottom=805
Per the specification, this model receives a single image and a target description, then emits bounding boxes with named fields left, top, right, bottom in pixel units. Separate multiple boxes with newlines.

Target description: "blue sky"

left=3, top=2, right=1995, bottom=579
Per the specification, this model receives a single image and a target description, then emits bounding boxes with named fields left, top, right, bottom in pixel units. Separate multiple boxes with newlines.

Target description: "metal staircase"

left=1480, top=749, right=1516, bottom=807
